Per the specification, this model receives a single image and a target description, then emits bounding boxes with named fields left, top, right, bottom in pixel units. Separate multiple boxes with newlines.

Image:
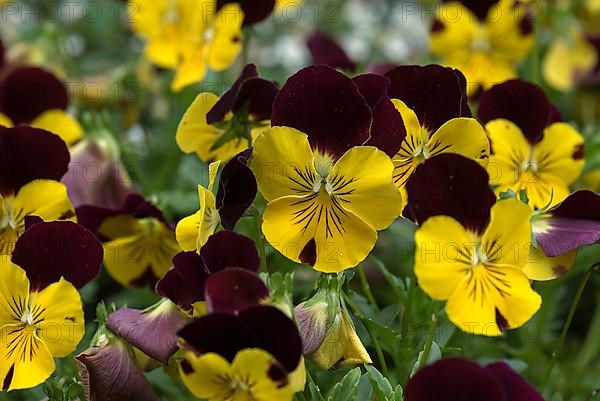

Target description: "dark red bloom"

left=306, top=31, right=357, bottom=72
left=216, top=0, right=276, bottom=26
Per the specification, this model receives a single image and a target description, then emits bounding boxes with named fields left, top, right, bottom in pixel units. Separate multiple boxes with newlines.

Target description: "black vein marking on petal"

left=2, top=364, right=14, bottom=391
left=495, top=308, right=509, bottom=331
left=427, top=139, right=452, bottom=156
left=290, top=166, right=316, bottom=194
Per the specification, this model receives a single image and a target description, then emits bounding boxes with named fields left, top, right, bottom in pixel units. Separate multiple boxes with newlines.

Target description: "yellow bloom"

left=180, top=349, right=294, bottom=401
left=176, top=160, right=221, bottom=251
left=0, top=260, right=84, bottom=391
left=430, top=0, right=534, bottom=96
left=129, top=0, right=244, bottom=91
left=414, top=199, right=542, bottom=336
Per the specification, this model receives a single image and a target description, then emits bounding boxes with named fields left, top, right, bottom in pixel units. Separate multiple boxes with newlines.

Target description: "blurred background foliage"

left=1, top=0, right=599, bottom=400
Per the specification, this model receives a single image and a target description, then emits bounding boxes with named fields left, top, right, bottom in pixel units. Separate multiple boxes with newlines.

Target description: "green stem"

left=402, top=277, right=417, bottom=342
left=543, top=263, right=600, bottom=392
left=417, top=302, right=440, bottom=371
left=343, top=292, right=389, bottom=377
left=251, top=205, right=268, bottom=272
left=357, top=264, right=378, bottom=310
left=305, top=369, right=326, bottom=401
left=369, top=255, right=403, bottom=299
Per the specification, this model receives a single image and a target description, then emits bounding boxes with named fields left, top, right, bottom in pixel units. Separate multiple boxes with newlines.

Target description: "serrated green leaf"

left=365, top=365, right=394, bottom=401
left=410, top=341, right=442, bottom=377
left=327, top=367, right=362, bottom=401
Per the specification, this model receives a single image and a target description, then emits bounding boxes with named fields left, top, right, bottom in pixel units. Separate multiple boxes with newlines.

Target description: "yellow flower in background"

left=430, top=0, right=534, bottom=96
left=180, top=349, right=294, bottom=401
left=414, top=199, right=542, bottom=336
left=176, top=161, right=222, bottom=251
left=0, top=110, right=83, bottom=147
left=542, top=29, right=598, bottom=91
left=129, top=0, right=244, bottom=91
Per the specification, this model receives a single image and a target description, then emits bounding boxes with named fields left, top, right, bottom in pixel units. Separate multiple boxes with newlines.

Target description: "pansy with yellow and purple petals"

left=176, top=151, right=257, bottom=251
left=129, top=0, right=244, bottom=91
left=157, top=230, right=261, bottom=314
left=77, top=194, right=180, bottom=287
left=409, top=155, right=541, bottom=336
left=178, top=305, right=303, bottom=401
left=406, top=357, right=544, bottom=401
left=0, top=221, right=103, bottom=391
left=0, top=126, right=76, bottom=256
left=250, top=65, right=406, bottom=272
left=479, top=79, right=585, bottom=209
left=430, top=0, right=534, bottom=97
left=384, top=65, right=490, bottom=209
left=0, top=59, right=83, bottom=146
left=176, top=64, right=278, bottom=163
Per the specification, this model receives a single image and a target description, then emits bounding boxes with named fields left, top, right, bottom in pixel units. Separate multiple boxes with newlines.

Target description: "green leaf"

left=326, top=367, right=362, bottom=401
left=365, top=365, right=394, bottom=401
left=410, top=341, right=442, bottom=377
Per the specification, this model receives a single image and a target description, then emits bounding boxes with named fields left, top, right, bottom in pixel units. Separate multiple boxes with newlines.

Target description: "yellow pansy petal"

left=233, top=349, right=293, bottom=401
left=534, top=122, right=585, bottom=185
left=250, top=127, right=318, bottom=201
left=429, top=2, right=479, bottom=60
left=0, top=261, right=30, bottom=324
left=208, top=4, right=244, bottom=71
left=13, top=180, right=75, bottom=222
left=452, top=54, right=516, bottom=96
left=487, top=0, right=534, bottom=63
left=414, top=216, right=475, bottom=300
left=31, top=110, right=84, bottom=147
left=542, top=33, right=598, bottom=92
left=0, top=113, right=12, bottom=127
left=176, top=93, right=221, bottom=160
left=446, top=264, right=541, bottom=336
left=175, top=185, right=219, bottom=251
left=0, top=324, right=55, bottom=391
left=288, top=357, right=306, bottom=393
left=486, top=119, right=531, bottom=187
left=339, top=311, right=372, bottom=366
left=180, top=352, right=232, bottom=399
left=28, top=278, right=85, bottom=357
left=207, top=160, right=221, bottom=192
left=523, top=248, right=577, bottom=281
left=171, top=43, right=209, bottom=92
left=262, top=193, right=378, bottom=272
left=481, top=199, right=531, bottom=268
left=429, top=118, right=490, bottom=166
left=391, top=99, right=421, bottom=138
left=328, top=146, right=402, bottom=230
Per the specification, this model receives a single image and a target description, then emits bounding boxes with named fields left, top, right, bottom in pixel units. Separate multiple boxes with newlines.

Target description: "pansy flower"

left=217, top=0, right=276, bottom=26
left=0, top=126, right=76, bottom=255
left=176, top=152, right=257, bottom=251
left=0, top=60, right=83, bottom=146
left=430, top=0, right=534, bottom=96
left=104, top=231, right=262, bottom=368
left=176, top=64, right=278, bottom=163
left=129, top=0, right=244, bottom=91
left=0, top=221, right=103, bottom=391
left=77, top=194, right=180, bottom=287
left=525, top=190, right=600, bottom=280
left=384, top=65, right=490, bottom=208
left=406, top=357, right=544, bottom=401
left=250, top=65, right=406, bottom=272
left=542, top=28, right=599, bottom=91
left=178, top=305, right=303, bottom=401
left=479, top=79, right=585, bottom=209
left=409, top=155, right=541, bottom=336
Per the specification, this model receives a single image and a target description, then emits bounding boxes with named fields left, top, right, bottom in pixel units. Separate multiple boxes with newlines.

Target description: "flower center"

left=471, top=244, right=489, bottom=266
left=471, top=29, right=491, bottom=53
left=0, top=196, right=18, bottom=232
left=313, top=152, right=335, bottom=194
left=522, top=159, right=538, bottom=173
left=163, top=2, right=181, bottom=25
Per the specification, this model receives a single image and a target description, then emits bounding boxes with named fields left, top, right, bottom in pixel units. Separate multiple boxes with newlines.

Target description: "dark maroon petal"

left=216, top=149, right=257, bottom=229
left=238, top=305, right=302, bottom=373
left=62, top=140, right=135, bottom=209
left=405, top=154, right=495, bottom=234
left=405, top=358, right=504, bottom=401
left=106, top=303, right=188, bottom=364
left=156, top=251, right=210, bottom=310
left=441, top=0, right=499, bottom=21
left=216, top=0, right=275, bottom=26
left=306, top=32, right=357, bottom=72
left=271, top=65, right=372, bottom=159
left=122, top=193, right=168, bottom=223
left=76, top=204, right=122, bottom=235
left=353, top=73, right=406, bottom=157
left=76, top=339, right=158, bottom=401
left=205, top=268, right=269, bottom=314
left=486, top=362, right=544, bottom=401
left=535, top=190, right=600, bottom=257
left=178, top=313, right=256, bottom=362
left=0, top=67, right=68, bottom=124
left=478, top=80, right=554, bottom=144
left=207, top=64, right=259, bottom=124
left=201, top=230, right=260, bottom=273
left=0, top=126, right=70, bottom=194
left=233, top=77, right=279, bottom=122
left=385, top=65, right=471, bottom=134
left=12, top=221, right=103, bottom=291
